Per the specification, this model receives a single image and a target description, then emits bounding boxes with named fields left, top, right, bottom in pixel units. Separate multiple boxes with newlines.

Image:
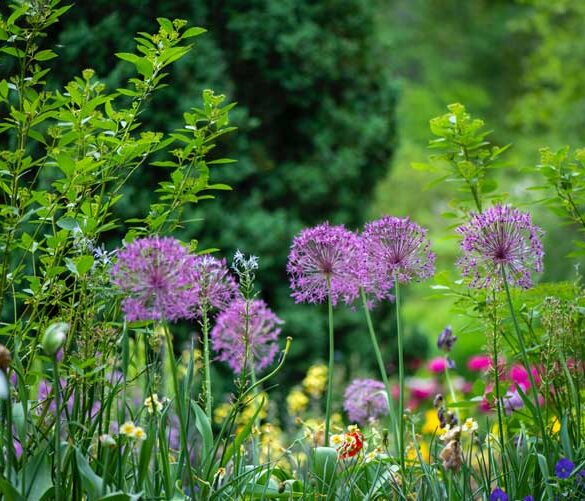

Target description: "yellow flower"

left=406, top=441, right=430, bottom=463
left=462, top=418, right=478, bottom=433
left=303, top=364, right=328, bottom=398
left=144, top=394, right=164, bottom=414
left=132, top=427, right=147, bottom=441
left=287, top=388, right=309, bottom=415
left=550, top=417, right=561, bottom=434
left=214, top=402, right=232, bottom=425
left=421, top=409, right=441, bottom=435
left=120, top=421, right=136, bottom=437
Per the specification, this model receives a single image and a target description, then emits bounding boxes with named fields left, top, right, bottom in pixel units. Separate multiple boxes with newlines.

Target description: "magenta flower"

left=211, top=299, right=283, bottom=374
left=287, top=222, right=363, bottom=305
left=509, top=364, right=540, bottom=391
left=343, top=379, right=389, bottom=425
left=456, top=205, right=544, bottom=289
left=428, top=357, right=448, bottom=374
left=361, top=216, right=435, bottom=295
left=111, top=236, right=199, bottom=322
left=191, top=255, right=239, bottom=316
left=467, top=355, right=492, bottom=372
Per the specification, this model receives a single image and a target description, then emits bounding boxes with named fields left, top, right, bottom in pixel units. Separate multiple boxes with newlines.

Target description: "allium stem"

left=52, top=358, right=62, bottom=501
left=201, top=304, right=212, bottom=419
left=360, top=288, right=399, bottom=451
left=163, top=324, right=196, bottom=498
left=501, top=266, right=549, bottom=457
left=324, top=279, right=334, bottom=445
left=491, top=307, right=509, bottom=493
left=394, top=276, right=405, bottom=471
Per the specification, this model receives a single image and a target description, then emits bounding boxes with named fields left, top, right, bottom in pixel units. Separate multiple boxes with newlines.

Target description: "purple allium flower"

left=361, top=216, right=435, bottom=296
left=456, top=205, right=544, bottom=289
left=211, top=299, right=283, bottom=374
left=555, top=457, right=574, bottom=479
left=343, top=378, right=389, bottom=425
left=111, top=236, right=199, bottom=322
left=490, top=487, right=508, bottom=501
left=503, top=390, right=524, bottom=415
left=287, top=222, right=363, bottom=305
left=437, top=326, right=457, bottom=352
left=192, top=255, right=239, bottom=316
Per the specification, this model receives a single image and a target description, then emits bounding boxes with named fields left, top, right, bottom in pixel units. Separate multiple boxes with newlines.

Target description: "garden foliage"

left=0, top=2, right=584, bottom=500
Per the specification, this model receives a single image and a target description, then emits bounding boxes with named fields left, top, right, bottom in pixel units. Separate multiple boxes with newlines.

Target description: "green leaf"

left=221, top=396, right=265, bottom=467
left=34, top=50, right=58, bottom=61
left=74, top=255, right=94, bottom=276
left=311, top=447, right=338, bottom=494
left=0, top=478, right=25, bottom=501
left=56, top=217, right=80, bottom=231
left=191, top=401, right=213, bottom=466
left=75, top=448, right=104, bottom=499
left=182, top=27, right=207, bottom=39
left=116, top=52, right=140, bottom=64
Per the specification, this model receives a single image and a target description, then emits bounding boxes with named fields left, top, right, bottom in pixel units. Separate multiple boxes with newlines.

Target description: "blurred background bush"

left=28, top=0, right=585, bottom=394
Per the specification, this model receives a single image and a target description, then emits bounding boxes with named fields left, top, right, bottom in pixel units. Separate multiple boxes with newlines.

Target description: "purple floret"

left=287, top=222, right=363, bottom=306
left=456, top=205, right=544, bottom=289
left=555, top=457, right=574, bottom=479
left=111, top=236, right=200, bottom=322
left=191, top=255, right=239, bottom=316
left=211, top=299, right=283, bottom=375
left=361, top=216, right=435, bottom=297
left=343, top=378, right=389, bottom=425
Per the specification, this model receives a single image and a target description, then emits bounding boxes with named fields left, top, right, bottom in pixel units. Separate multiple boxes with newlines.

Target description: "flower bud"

left=42, top=322, right=69, bottom=357
left=0, top=344, right=11, bottom=372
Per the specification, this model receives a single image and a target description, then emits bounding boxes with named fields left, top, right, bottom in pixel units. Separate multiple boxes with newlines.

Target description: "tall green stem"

left=163, top=324, right=196, bottom=498
left=52, top=358, right=62, bottom=501
left=201, top=304, right=212, bottom=419
left=501, top=266, right=549, bottom=457
left=360, top=288, right=399, bottom=452
left=324, top=280, right=334, bottom=445
left=394, top=276, right=405, bottom=471
left=491, top=307, right=508, bottom=493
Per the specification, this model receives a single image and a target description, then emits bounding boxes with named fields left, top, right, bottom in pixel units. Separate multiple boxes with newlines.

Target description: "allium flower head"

left=343, top=378, right=389, bottom=425
left=111, top=236, right=199, bottom=322
left=361, top=216, right=435, bottom=294
left=211, top=299, right=283, bottom=374
left=192, top=255, right=239, bottom=315
left=287, top=222, right=363, bottom=305
left=456, top=205, right=544, bottom=289
left=555, top=457, right=574, bottom=479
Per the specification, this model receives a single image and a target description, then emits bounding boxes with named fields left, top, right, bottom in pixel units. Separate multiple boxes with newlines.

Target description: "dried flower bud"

left=0, top=345, right=11, bottom=372
left=42, top=322, right=69, bottom=357
left=437, top=326, right=457, bottom=352
left=433, top=393, right=444, bottom=408
left=439, top=439, right=463, bottom=472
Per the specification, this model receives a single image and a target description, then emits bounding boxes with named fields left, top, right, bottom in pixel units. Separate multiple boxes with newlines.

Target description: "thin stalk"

left=324, top=279, right=334, bottom=445
left=491, top=306, right=508, bottom=493
left=394, top=276, right=405, bottom=472
left=500, top=266, right=549, bottom=457
left=163, top=324, right=196, bottom=499
left=201, top=304, right=212, bottom=419
left=360, top=288, right=399, bottom=452
left=52, top=358, right=62, bottom=501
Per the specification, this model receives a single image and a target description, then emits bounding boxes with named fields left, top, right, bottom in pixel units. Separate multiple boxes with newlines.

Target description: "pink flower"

left=467, top=355, right=491, bottom=372
left=428, top=357, right=447, bottom=373
left=509, top=364, right=540, bottom=391
left=407, top=377, right=437, bottom=400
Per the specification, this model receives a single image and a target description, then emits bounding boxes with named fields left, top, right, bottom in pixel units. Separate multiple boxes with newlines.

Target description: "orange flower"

left=338, top=426, right=364, bottom=459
